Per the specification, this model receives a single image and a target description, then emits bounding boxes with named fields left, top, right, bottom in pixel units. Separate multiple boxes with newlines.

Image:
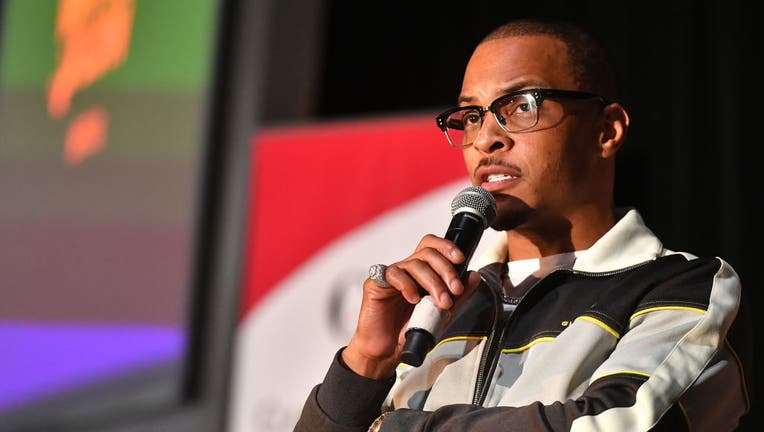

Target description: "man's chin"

left=490, top=194, right=533, bottom=231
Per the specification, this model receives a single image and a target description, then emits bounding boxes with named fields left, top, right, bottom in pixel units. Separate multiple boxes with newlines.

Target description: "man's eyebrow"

left=457, top=95, right=478, bottom=105
left=456, top=81, right=546, bottom=105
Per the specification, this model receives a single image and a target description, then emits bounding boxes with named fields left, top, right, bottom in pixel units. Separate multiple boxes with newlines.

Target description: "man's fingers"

left=412, top=247, right=466, bottom=297
left=417, top=234, right=465, bottom=265
left=368, top=235, right=471, bottom=310
left=386, top=259, right=462, bottom=309
left=384, top=265, right=424, bottom=305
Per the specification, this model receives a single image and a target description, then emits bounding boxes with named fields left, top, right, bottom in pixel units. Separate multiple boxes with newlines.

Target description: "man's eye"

left=461, top=111, right=481, bottom=126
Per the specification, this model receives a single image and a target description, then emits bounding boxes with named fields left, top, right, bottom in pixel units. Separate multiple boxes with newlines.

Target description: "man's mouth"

left=486, top=173, right=517, bottom=183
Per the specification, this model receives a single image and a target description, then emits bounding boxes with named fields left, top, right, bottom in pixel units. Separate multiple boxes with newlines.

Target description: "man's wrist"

left=341, top=345, right=398, bottom=380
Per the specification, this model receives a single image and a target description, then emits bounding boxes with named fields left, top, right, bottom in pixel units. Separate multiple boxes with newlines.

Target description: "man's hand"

left=341, top=234, right=483, bottom=380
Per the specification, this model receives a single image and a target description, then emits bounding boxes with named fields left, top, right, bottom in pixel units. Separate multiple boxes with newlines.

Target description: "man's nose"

left=472, top=114, right=513, bottom=153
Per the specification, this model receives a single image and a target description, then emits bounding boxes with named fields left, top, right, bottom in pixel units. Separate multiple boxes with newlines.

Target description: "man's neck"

left=505, top=207, right=617, bottom=261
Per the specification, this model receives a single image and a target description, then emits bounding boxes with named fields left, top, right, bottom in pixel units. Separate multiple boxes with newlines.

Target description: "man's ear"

left=599, top=102, right=630, bottom=159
